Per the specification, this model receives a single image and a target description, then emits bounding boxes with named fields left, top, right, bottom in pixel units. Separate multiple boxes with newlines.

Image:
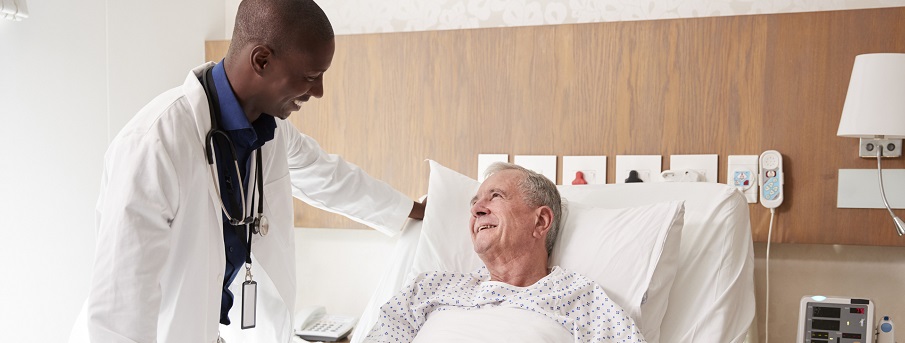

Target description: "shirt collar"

left=212, top=61, right=251, bottom=131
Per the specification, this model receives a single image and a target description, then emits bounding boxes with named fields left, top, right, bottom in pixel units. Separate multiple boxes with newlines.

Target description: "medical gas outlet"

left=728, top=155, right=759, bottom=204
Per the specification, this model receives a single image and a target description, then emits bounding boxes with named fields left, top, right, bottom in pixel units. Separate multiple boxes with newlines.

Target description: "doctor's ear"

left=250, top=45, right=273, bottom=75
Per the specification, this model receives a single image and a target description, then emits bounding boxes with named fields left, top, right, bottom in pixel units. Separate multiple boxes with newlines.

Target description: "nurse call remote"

left=759, top=150, right=784, bottom=209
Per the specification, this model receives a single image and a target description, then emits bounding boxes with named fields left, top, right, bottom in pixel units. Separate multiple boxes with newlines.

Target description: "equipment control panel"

left=798, top=296, right=874, bottom=343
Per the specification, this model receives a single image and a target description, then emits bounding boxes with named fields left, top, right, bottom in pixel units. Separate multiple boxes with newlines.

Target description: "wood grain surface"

left=206, top=7, right=905, bottom=246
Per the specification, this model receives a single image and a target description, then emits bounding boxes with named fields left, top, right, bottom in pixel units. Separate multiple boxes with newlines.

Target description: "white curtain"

left=1, top=0, right=29, bottom=21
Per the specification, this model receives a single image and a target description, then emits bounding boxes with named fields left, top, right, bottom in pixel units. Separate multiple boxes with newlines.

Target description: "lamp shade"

left=838, top=53, right=905, bottom=138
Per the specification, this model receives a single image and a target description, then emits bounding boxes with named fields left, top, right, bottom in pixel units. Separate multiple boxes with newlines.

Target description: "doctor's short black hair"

left=230, top=0, right=334, bottom=55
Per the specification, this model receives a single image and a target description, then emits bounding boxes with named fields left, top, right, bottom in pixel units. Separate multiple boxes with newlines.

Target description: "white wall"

left=0, top=0, right=223, bottom=341
left=294, top=229, right=396, bottom=316
left=753, top=243, right=905, bottom=342
left=105, top=1, right=226, bottom=133
left=0, top=2, right=106, bottom=341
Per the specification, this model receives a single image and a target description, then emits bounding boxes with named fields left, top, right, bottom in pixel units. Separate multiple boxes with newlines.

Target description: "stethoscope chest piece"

left=254, top=215, right=269, bottom=236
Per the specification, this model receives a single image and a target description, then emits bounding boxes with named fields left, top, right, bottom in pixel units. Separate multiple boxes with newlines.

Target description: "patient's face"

left=469, top=170, right=540, bottom=259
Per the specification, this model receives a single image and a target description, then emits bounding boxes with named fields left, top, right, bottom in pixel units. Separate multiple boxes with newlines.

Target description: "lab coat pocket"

left=261, top=172, right=292, bottom=240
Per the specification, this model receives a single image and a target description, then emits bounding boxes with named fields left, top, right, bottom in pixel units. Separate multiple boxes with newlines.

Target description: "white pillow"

left=409, top=161, right=483, bottom=274
left=411, top=160, right=683, bottom=342
left=550, top=201, right=683, bottom=343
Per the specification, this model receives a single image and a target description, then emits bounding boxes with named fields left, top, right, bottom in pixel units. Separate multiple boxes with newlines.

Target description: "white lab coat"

left=69, top=63, right=413, bottom=343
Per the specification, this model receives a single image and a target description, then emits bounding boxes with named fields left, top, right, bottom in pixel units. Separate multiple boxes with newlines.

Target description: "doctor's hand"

left=408, top=198, right=426, bottom=220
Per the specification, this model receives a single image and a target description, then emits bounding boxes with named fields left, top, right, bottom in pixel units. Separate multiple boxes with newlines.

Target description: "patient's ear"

left=533, top=206, right=553, bottom=239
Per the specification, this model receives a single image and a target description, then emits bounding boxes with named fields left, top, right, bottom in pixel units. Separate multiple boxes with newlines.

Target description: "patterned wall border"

left=313, top=0, right=905, bottom=35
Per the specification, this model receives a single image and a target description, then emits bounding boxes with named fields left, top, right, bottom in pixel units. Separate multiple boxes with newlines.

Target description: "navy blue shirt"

left=207, top=61, right=277, bottom=325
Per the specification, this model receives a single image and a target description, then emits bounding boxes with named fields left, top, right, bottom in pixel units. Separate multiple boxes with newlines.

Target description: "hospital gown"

left=364, top=266, right=646, bottom=343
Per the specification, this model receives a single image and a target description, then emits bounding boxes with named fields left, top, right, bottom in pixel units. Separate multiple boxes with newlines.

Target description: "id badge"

left=241, top=280, right=257, bottom=329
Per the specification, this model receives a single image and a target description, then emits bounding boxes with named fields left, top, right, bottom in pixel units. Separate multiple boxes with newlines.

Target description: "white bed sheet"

left=352, top=181, right=755, bottom=343
left=412, top=307, right=573, bottom=343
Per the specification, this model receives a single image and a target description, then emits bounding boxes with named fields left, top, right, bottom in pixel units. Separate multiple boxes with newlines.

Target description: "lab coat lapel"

left=184, top=62, right=224, bottom=223
left=249, top=140, right=297, bottom=327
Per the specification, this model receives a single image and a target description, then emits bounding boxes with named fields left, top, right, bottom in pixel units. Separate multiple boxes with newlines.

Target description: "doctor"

left=72, top=0, right=425, bottom=342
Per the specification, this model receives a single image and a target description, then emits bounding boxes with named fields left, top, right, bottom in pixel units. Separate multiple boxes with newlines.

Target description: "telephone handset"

left=294, top=306, right=356, bottom=342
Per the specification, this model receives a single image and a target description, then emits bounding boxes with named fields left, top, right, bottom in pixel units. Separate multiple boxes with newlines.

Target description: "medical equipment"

left=878, top=316, right=895, bottom=343
left=728, top=155, right=759, bottom=204
left=761, top=150, right=785, bottom=343
left=660, top=169, right=704, bottom=182
left=624, top=170, right=643, bottom=183
left=797, top=296, right=875, bottom=343
left=759, top=150, right=784, bottom=209
left=571, top=171, right=588, bottom=184
left=200, top=66, right=269, bottom=237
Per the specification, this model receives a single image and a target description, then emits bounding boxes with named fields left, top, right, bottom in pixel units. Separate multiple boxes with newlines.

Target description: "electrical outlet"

left=859, top=138, right=902, bottom=158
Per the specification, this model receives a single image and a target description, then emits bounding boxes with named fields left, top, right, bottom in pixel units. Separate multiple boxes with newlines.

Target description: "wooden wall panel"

left=757, top=9, right=905, bottom=244
left=206, top=7, right=905, bottom=246
left=279, top=26, right=559, bottom=229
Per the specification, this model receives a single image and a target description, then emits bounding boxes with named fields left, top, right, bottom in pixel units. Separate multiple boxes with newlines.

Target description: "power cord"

left=876, top=145, right=905, bottom=235
left=765, top=208, right=775, bottom=343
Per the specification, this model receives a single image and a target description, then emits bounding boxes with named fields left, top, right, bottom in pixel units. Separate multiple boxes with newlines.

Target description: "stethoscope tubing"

left=201, top=65, right=264, bottom=229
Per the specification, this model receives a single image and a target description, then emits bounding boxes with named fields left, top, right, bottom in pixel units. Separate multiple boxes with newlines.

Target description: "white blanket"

left=363, top=266, right=646, bottom=343
left=413, top=307, right=572, bottom=342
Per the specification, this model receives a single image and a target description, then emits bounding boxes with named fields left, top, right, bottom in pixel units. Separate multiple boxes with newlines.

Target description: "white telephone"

left=294, top=306, right=356, bottom=342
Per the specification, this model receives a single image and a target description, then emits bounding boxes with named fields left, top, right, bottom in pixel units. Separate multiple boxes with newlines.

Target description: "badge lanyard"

left=201, top=65, right=270, bottom=329
left=240, top=150, right=264, bottom=329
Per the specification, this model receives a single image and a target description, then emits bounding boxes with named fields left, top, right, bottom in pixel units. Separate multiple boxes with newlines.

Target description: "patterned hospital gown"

left=364, top=266, right=646, bottom=343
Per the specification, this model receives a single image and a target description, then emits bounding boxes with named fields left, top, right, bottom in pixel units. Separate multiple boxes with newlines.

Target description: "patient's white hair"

left=484, top=162, right=563, bottom=256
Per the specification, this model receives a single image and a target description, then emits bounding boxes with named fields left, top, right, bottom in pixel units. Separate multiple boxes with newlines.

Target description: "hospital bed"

left=350, top=161, right=756, bottom=343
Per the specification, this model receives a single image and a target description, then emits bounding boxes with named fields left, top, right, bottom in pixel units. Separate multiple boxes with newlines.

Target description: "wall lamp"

left=838, top=53, right=905, bottom=236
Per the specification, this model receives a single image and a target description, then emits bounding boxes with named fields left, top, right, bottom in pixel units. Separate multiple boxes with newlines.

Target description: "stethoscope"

left=200, top=66, right=269, bottom=237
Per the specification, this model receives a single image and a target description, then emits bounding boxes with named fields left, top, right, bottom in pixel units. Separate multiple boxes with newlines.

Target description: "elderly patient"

left=364, top=162, right=646, bottom=343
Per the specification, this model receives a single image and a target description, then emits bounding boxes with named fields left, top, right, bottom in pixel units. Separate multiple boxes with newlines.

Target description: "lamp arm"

left=876, top=146, right=905, bottom=236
